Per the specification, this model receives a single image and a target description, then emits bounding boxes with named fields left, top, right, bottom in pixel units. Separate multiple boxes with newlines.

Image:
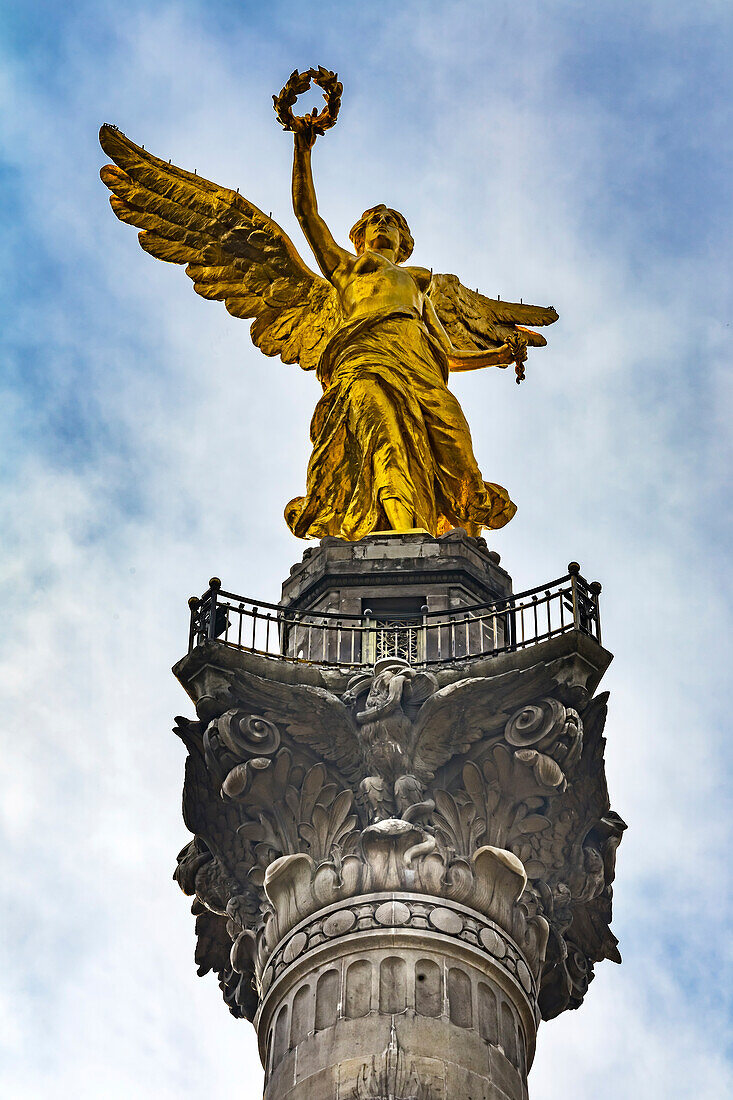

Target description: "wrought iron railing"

left=187, top=563, right=602, bottom=669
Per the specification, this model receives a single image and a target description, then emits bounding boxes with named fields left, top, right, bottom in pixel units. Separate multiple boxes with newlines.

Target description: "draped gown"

left=285, top=308, right=516, bottom=541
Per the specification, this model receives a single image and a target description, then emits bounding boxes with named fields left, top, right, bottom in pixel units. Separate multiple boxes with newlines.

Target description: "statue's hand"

left=504, top=332, right=528, bottom=383
left=505, top=331, right=528, bottom=364
left=293, top=121, right=318, bottom=152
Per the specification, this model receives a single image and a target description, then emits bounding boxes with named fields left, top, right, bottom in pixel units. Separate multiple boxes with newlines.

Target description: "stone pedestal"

left=173, top=533, right=624, bottom=1099
left=281, top=530, right=512, bottom=615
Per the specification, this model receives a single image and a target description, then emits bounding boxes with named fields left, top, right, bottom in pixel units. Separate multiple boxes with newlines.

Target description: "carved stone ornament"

left=173, top=648, right=625, bottom=1026
left=352, top=1021, right=433, bottom=1100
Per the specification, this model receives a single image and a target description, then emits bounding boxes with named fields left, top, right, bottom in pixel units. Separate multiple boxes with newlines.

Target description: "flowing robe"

left=285, top=309, right=516, bottom=540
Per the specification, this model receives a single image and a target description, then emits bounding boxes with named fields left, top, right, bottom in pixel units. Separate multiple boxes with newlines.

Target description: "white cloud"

left=1, top=2, right=730, bottom=1096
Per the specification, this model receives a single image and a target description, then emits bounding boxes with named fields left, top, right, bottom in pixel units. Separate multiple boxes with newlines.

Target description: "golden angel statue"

left=100, top=67, right=557, bottom=541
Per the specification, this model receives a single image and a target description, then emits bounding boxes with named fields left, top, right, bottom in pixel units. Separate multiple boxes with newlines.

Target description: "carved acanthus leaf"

left=235, top=750, right=360, bottom=884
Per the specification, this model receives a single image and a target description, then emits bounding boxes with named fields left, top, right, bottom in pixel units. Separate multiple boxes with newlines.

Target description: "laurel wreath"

left=273, top=66, right=342, bottom=137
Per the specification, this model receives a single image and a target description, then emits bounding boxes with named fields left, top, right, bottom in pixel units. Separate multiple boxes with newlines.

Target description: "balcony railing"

left=186, top=563, right=602, bottom=669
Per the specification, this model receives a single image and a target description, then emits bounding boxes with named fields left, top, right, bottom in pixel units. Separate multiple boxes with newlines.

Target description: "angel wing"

left=409, top=663, right=555, bottom=782
left=229, top=668, right=364, bottom=785
left=430, top=272, right=558, bottom=355
left=99, top=125, right=341, bottom=372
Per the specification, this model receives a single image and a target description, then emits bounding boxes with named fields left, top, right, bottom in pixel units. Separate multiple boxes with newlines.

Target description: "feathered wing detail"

left=409, top=665, right=552, bottom=782
left=564, top=692, right=626, bottom=964
left=538, top=692, right=625, bottom=967
left=175, top=719, right=258, bottom=892
left=99, top=125, right=342, bottom=372
left=430, top=272, right=558, bottom=353
left=229, top=668, right=364, bottom=784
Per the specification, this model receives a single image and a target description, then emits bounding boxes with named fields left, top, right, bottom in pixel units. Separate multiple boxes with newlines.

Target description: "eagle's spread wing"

left=99, top=125, right=341, bottom=372
left=410, top=664, right=554, bottom=782
left=430, top=272, right=558, bottom=355
left=230, top=668, right=363, bottom=785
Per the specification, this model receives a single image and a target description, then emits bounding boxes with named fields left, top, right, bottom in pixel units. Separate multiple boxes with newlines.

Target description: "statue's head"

left=349, top=204, right=414, bottom=263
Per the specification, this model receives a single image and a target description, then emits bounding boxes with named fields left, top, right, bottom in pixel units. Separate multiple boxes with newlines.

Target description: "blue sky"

left=1, top=2, right=731, bottom=1097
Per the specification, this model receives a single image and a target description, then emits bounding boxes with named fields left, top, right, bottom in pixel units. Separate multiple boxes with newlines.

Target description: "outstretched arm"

left=292, top=132, right=351, bottom=281
left=423, top=296, right=526, bottom=373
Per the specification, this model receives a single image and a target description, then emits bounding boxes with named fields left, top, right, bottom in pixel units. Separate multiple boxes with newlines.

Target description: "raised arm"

left=423, top=296, right=526, bottom=373
left=292, top=132, right=351, bottom=281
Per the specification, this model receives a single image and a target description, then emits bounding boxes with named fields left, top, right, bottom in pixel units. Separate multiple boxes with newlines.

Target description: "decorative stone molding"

left=258, top=893, right=539, bottom=1005
left=173, top=642, right=624, bottom=1031
left=256, top=836, right=546, bottom=975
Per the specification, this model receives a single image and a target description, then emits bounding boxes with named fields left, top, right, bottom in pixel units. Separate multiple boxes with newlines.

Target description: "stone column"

left=259, top=877, right=541, bottom=1100
left=173, top=534, right=624, bottom=1099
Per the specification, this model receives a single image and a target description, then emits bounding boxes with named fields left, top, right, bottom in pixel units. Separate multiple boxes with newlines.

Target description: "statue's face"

left=363, top=209, right=401, bottom=257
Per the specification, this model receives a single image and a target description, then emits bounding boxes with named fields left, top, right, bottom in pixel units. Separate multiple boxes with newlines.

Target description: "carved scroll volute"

left=505, top=698, right=583, bottom=782
left=217, top=710, right=281, bottom=756
left=203, top=709, right=281, bottom=795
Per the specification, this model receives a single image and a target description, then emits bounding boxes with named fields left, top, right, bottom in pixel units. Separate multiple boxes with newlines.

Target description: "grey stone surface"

left=171, top=537, right=623, bottom=1097
left=281, top=529, right=512, bottom=616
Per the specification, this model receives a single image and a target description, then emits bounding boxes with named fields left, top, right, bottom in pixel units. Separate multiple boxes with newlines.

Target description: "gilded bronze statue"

left=100, top=67, right=558, bottom=540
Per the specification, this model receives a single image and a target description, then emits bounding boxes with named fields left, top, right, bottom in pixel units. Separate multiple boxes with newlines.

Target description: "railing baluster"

left=589, top=581, right=603, bottom=644
left=506, top=598, right=516, bottom=652
left=186, top=569, right=602, bottom=668
left=207, top=578, right=220, bottom=643
left=568, top=562, right=581, bottom=630
left=188, top=596, right=200, bottom=653
left=364, top=609, right=372, bottom=666
left=420, top=605, right=428, bottom=666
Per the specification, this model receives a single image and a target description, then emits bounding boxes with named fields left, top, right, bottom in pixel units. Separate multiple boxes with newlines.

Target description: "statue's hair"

left=349, top=204, right=414, bottom=263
